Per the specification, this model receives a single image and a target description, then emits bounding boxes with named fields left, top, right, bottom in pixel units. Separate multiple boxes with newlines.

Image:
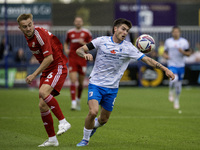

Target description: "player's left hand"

left=165, top=69, right=175, bottom=80
left=84, top=54, right=93, bottom=61
left=26, top=74, right=36, bottom=84
left=178, top=48, right=184, bottom=54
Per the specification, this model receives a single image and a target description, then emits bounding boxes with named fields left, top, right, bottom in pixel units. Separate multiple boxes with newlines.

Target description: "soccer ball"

left=135, top=34, right=155, bottom=53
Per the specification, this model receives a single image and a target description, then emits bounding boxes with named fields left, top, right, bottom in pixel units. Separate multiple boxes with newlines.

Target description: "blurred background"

left=0, top=0, right=200, bottom=88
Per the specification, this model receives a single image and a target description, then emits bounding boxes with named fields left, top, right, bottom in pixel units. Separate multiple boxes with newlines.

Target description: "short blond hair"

left=17, top=13, right=33, bottom=24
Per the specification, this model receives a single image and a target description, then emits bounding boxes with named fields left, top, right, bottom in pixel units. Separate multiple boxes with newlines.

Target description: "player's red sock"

left=41, top=110, right=55, bottom=137
left=44, top=94, right=65, bottom=121
left=70, top=83, right=76, bottom=101
left=77, top=85, right=83, bottom=99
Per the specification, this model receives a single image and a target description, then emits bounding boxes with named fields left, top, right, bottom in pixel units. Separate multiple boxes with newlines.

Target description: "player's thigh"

left=39, top=84, right=54, bottom=99
left=178, top=67, right=185, bottom=81
left=101, top=89, right=118, bottom=112
left=69, top=71, right=78, bottom=83
left=99, top=107, right=112, bottom=122
left=168, top=66, right=178, bottom=74
left=40, top=66, right=67, bottom=97
left=88, top=100, right=99, bottom=115
left=78, top=74, right=85, bottom=85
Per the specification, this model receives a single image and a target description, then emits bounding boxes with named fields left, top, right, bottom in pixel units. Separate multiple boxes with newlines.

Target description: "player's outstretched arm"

left=141, top=56, right=175, bottom=80
left=76, top=45, right=93, bottom=61
left=26, top=54, right=53, bottom=84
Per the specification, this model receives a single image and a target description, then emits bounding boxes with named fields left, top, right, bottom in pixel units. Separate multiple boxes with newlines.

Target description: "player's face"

left=114, top=24, right=130, bottom=42
left=18, top=18, right=34, bottom=38
left=74, top=17, right=83, bottom=29
left=172, top=28, right=181, bottom=40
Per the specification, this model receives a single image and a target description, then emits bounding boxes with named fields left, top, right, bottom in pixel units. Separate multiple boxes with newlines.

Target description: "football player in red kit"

left=64, top=17, right=92, bottom=110
left=17, top=13, right=71, bottom=147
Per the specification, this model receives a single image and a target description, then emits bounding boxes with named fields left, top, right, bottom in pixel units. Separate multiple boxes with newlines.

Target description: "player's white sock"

left=49, top=135, right=57, bottom=142
left=59, top=118, right=67, bottom=124
left=175, top=81, right=182, bottom=101
left=94, top=118, right=102, bottom=128
left=83, top=127, right=92, bottom=141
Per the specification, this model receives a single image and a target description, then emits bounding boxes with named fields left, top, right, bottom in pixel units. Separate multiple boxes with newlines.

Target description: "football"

left=135, top=34, right=155, bottom=53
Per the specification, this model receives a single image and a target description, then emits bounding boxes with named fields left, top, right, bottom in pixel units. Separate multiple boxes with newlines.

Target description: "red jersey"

left=65, top=28, right=92, bottom=59
left=26, top=27, right=68, bottom=73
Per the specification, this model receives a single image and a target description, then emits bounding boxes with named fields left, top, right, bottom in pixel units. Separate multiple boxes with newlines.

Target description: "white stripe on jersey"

left=51, top=65, right=63, bottom=88
left=35, top=30, right=45, bottom=46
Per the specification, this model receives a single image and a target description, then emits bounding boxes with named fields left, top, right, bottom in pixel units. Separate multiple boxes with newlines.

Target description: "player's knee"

left=39, top=101, right=48, bottom=111
left=100, top=116, right=109, bottom=124
left=89, top=109, right=98, bottom=118
left=39, top=90, right=47, bottom=99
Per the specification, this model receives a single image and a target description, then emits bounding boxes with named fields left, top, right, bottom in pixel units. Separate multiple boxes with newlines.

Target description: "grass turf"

left=0, top=87, right=199, bottom=150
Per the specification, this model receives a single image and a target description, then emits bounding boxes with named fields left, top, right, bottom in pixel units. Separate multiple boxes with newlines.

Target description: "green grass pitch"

left=0, top=87, right=200, bottom=150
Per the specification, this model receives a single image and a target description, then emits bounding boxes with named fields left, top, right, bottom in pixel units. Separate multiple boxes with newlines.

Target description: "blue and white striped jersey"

left=89, top=36, right=144, bottom=88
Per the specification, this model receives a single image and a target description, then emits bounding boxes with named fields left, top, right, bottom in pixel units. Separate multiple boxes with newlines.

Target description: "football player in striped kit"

left=17, top=13, right=71, bottom=147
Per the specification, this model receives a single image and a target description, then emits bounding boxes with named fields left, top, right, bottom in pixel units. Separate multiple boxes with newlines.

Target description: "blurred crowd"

left=0, top=35, right=200, bottom=66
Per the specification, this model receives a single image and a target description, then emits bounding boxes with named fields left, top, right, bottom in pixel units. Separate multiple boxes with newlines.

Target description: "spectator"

left=15, top=48, right=26, bottom=64
left=0, top=36, right=12, bottom=61
left=29, top=55, right=39, bottom=65
left=185, top=43, right=200, bottom=63
left=157, top=41, right=166, bottom=63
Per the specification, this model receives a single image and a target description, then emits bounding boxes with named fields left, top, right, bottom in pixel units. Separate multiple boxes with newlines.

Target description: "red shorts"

left=68, top=58, right=87, bottom=75
left=39, top=65, right=68, bottom=96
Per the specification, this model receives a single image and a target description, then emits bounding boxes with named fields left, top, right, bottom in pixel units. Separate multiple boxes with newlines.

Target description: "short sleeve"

left=184, top=39, right=189, bottom=50
left=164, top=40, right=169, bottom=52
left=36, top=29, right=53, bottom=57
left=65, top=31, right=70, bottom=43
left=129, top=44, right=145, bottom=61
left=91, top=37, right=102, bottom=49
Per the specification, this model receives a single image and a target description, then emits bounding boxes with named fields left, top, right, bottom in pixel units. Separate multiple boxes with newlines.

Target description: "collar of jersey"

left=111, top=36, right=123, bottom=45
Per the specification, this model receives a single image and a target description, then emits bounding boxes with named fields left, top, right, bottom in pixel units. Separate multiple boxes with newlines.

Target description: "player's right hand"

left=84, top=54, right=93, bottom=61
left=26, top=74, right=35, bottom=84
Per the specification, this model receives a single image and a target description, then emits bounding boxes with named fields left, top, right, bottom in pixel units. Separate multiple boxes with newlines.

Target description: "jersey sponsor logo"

left=45, top=79, right=49, bottom=82
left=71, top=34, right=75, bottom=38
left=110, top=50, right=116, bottom=54
left=43, top=51, right=49, bottom=54
left=31, top=50, right=40, bottom=54
left=32, top=42, right=35, bottom=47
left=80, top=33, right=85, bottom=37
left=50, top=106, right=55, bottom=110
left=71, top=39, right=80, bottom=43
left=89, top=91, right=93, bottom=97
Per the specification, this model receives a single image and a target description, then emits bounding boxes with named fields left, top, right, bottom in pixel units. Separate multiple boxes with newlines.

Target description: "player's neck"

left=173, top=37, right=180, bottom=40
left=112, top=35, right=122, bottom=44
left=76, top=27, right=82, bottom=31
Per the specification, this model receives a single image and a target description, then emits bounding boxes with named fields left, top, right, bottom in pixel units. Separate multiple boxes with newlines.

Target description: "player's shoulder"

left=165, top=37, right=174, bottom=42
left=94, top=36, right=110, bottom=41
left=82, top=28, right=92, bottom=34
left=35, top=26, right=49, bottom=32
left=67, top=28, right=76, bottom=34
left=179, top=37, right=188, bottom=43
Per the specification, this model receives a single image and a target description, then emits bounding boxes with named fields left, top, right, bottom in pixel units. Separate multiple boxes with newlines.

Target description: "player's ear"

left=114, top=26, right=118, bottom=33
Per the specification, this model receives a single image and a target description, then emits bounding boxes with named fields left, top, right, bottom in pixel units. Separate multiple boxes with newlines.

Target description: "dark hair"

left=172, top=26, right=181, bottom=32
left=112, top=18, right=132, bottom=34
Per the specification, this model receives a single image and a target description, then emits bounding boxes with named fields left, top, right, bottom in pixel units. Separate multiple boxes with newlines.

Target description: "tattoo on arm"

left=156, top=62, right=162, bottom=69
left=149, top=57, right=164, bottom=69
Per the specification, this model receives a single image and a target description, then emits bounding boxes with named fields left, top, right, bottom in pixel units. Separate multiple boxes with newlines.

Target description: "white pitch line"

left=1, top=116, right=200, bottom=120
